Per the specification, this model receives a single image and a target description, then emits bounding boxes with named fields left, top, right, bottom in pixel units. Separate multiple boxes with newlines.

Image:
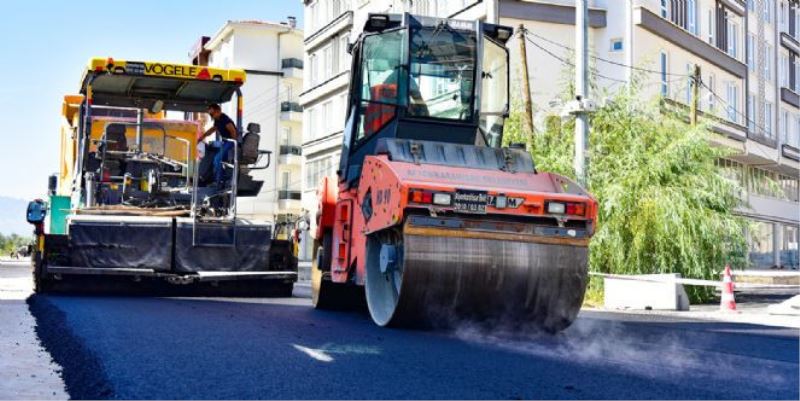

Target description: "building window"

left=726, top=82, right=738, bottom=123
left=309, top=54, right=318, bottom=85
left=716, top=158, right=744, bottom=186
left=749, top=221, right=775, bottom=269
left=781, top=53, right=789, bottom=87
left=781, top=109, right=789, bottom=141
left=795, top=61, right=800, bottom=92
left=281, top=171, right=291, bottom=191
left=309, top=2, right=318, bottom=32
left=765, top=44, right=773, bottom=80
left=323, top=43, right=333, bottom=80
left=281, top=127, right=291, bottom=146
left=661, top=0, right=669, bottom=18
left=781, top=1, right=788, bottom=30
left=747, top=93, right=756, bottom=132
left=610, top=38, right=623, bottom=52
left=765, top=0, right=773, bottom=23
left=688, top=0, right=697, bottom=34
left=340, top=34, right=350, bottom=72
left=323, top=100, right=333, bottom=133
left=765, top=101, right=774, bottom=136
left=660, top=51, right=669, bottom=97
left=707, top=74, right=716, bottom=112
left=749, top=167, right=780, bottom=198
left=747, top=33, right=755, bottom=69
left=707, top=8, right=715, bottom=44
left=308, top=107, right=317, bottom=140
left=780, top=175, right=799, bottom=202
left=783, top=225, right=799, bottom=269
left=727, top=21, right=738, bottom=58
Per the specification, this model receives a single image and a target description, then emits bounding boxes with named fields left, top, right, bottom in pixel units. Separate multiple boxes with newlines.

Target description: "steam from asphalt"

left=450, top=315, right=790, bottom=385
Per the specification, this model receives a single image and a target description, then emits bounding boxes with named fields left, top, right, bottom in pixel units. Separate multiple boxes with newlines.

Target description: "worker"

left=198, top=104, right=238, bottom=188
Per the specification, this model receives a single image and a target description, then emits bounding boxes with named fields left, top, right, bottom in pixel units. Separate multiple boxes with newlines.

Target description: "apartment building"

left=300, top=0, right=798, bottom=268
left=191, top=19, right=305, bottom=228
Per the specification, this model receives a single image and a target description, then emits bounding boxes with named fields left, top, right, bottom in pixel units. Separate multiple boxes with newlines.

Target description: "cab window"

left=356, top=30, right=405, bottom=141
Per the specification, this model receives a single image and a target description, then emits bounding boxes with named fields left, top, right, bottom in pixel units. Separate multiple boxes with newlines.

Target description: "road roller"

left=309, top=13, right=598, bottom=332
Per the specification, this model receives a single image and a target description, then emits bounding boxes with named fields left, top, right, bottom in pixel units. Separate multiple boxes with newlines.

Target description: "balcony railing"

left=279, top=145, right=303, bottom=156
left=281, top=102, right=303, bottom=113
left=278, top=190, right=302, bottom=200
left=281, top=58, right=304, bottom=69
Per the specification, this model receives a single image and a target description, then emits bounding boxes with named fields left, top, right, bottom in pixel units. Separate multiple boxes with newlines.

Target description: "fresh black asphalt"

left=25, top=284, right=799, bottom=400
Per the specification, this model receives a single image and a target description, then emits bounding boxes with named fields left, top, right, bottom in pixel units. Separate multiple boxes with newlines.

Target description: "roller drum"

left=366, top=230, right=589, bottom=332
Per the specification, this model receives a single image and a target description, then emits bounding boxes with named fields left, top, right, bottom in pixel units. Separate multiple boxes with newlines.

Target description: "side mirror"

left=246, top=122, right=261, bottom=135
left=26, top=199, right=47, bottom=225
left=149, top=100, right=164, bottom=114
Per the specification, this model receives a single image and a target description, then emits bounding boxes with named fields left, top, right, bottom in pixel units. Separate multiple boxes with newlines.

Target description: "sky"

left=0, top=0, right=304, bottom=201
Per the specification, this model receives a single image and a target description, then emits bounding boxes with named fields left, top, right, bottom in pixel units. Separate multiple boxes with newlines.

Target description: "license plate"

left=453, top=190, right=488, bottom=214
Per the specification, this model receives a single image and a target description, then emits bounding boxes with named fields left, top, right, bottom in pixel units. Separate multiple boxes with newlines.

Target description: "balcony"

left=277, top=189, right=302, bottom=212
left=281, top=58, right=303, bottom=79
left=634, top=7, right=746, bottom=79
left=781, top=87, right=800, bottom=108
left=781, top=32, right=800, bottom=54
left=278, top=145, right=303, bottom=165
left=280, top=102, right=302, bottom=122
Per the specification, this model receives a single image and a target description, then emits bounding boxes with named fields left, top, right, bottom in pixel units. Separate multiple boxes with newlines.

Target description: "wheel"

left=31, top=251, right=52, bottom=293
left=276, top=282, right=294, bottom=298
left=311, top=233, right=363, bottom=310
left=365, top=229, right=405, bottom=326
left=364, top=225, right=587, bottom=331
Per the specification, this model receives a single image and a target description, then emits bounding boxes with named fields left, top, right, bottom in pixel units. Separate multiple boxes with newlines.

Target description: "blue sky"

left=0, top=0, right=303, bottom=200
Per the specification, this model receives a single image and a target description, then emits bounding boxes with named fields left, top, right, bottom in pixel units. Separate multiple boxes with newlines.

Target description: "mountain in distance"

left=0, top=196, right=33, bottom=236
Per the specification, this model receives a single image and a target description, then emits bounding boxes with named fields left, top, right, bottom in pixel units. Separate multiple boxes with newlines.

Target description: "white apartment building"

left=191, top=19, right=305, bottom=229
left=300, top=0, right=798, bottom=269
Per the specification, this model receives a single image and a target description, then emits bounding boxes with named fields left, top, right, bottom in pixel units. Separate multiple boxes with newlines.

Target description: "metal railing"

left=278, top=190, right=302, bottom=200
left=281, top=58, right=304, bottom=69
left=279, top=145, right=303, bottom=156
left=280, top=102, right=303, bottom=113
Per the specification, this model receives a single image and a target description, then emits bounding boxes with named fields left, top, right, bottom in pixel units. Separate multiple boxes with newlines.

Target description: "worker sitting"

left=198, top=104, right=238, bottom=189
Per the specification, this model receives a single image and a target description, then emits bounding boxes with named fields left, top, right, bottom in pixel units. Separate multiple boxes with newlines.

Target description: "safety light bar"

left=546, top=201, right=586, bottom=216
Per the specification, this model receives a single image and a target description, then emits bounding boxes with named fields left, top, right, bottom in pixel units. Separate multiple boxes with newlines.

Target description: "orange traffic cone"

left=720, top=264, right=737, bottom=312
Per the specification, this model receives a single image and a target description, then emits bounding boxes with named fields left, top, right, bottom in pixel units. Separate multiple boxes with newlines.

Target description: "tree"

left=505, top=86, right=747, bottom=303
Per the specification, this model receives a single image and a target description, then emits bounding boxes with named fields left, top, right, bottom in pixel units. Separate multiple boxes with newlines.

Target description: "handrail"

left=281, top=58, right=304, bottom=69
left=279, top=145, right=303, bottom=156
left=280, top=102, right=303, bottom=113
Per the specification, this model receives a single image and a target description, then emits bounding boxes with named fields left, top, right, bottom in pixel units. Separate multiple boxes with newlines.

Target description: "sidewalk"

left=0, top=260, right=68, bottom=400
left=596, top=287, right=800, bottom=329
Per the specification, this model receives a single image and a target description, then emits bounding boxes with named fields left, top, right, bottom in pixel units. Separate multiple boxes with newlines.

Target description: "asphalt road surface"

left=6, top=263, right=798, bottom=400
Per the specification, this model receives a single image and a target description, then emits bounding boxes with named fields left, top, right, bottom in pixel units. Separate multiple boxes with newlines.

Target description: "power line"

left=523, top=35, right=628, bottom=84
left=522, top=29, right=692, bottom=78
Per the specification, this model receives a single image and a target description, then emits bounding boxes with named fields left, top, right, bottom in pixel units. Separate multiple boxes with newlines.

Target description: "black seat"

left=103, top=123, right=129, bottom=153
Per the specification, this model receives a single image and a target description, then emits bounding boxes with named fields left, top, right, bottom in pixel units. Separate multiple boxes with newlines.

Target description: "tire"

left=31, top=251, right=52, bottom=294
left=311, top=233, right=364, bottom=310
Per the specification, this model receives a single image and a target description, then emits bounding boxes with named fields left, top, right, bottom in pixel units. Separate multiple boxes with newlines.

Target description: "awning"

left=80, top=58, right=246, bottom=112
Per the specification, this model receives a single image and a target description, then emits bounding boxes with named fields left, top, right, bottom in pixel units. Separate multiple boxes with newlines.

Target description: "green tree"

left=0, top=233, right=32, bottom=256
left=506, top=86, right=747, bottom=303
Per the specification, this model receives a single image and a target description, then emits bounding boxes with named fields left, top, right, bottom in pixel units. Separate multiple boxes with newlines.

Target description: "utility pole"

left=517, top=24, right=535, bottom=145
left=690, top=64, right=701, bottom=126
left=574, top=0, right=589, bottom=185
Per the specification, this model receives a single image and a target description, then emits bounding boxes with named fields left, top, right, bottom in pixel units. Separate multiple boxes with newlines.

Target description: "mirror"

left=149, top=100, right=164, bottom=114
left=26, top=199, right=47, bottom=224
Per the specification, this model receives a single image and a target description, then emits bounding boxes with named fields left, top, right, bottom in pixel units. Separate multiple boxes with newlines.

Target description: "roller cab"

left=310, top=14, right=598, bottom=331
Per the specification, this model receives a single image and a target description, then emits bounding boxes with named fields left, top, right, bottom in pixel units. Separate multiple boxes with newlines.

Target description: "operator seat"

left=101, top=123, right=129, bottom=154
left=364, top=84, right=398, bottom=137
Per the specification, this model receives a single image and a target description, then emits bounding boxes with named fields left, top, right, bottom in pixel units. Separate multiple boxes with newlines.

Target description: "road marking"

left=292, top=344, right=334, bottom=362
